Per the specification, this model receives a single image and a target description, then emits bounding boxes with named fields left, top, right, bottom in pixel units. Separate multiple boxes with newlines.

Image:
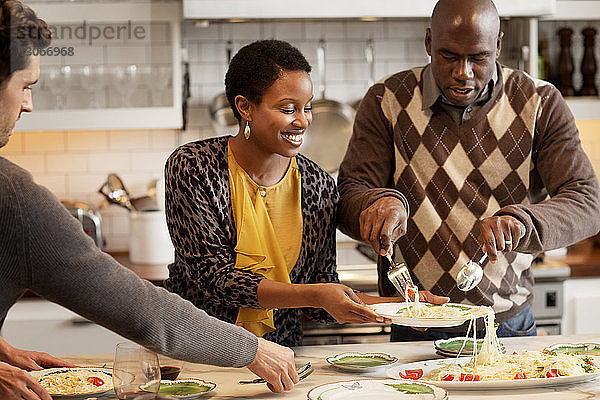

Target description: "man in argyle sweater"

left=337, top=0, right=600, bottom=340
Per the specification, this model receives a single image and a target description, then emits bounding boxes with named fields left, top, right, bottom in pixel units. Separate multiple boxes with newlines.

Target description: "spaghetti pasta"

left=38, top=369, right=113, bottom=395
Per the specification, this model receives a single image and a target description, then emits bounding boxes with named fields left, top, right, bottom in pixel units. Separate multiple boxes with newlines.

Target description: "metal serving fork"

left=238, top=362, right=313, bottom=385
left=386, top=253, right=416, bottom=295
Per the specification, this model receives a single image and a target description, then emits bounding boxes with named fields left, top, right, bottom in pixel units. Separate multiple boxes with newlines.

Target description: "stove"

left=530, top=257, right=571, bottom=335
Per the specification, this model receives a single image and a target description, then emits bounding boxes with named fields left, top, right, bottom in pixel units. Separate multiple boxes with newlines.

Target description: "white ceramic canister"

left=129, top=210, right=174, bottom=265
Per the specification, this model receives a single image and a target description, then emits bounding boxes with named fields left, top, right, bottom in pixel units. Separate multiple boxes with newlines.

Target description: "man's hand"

left=0, top=361, right=52, bottom=400
left=359, top=197, right=408, bottom=256
left=246, top=338, right=298, bottom=393
left=1, top=346, right=75, bottom=371
left=314, top=283, right=391, bottom=324
left=478, top=216, right=526, bottom=263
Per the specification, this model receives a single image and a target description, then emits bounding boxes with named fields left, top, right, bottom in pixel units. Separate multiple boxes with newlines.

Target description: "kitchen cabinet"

left=17, top=2, right=182, bottom=131
left=184, top=0, right=556, bottom=19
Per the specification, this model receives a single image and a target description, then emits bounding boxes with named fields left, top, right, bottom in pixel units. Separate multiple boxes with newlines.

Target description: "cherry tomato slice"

left=546, top=368, right=560, bottom=378
left=514, top=372, right=527, bottom=379
left=86, top=376, right=105, bottom=386
left=398, top=368, right=424, bottom=380
left=441, top=374, right=455, bottom=381
left=459, top=373, right=480, bottom=381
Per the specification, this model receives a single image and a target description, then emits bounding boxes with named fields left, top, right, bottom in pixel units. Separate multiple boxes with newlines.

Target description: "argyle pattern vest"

left=381, top=66, right=551, bottom=321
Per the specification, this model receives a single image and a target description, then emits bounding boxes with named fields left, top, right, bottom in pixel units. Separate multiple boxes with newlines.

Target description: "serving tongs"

left=386, top=252, right=416, bottom=296
left=238, top=362, right=313, bottom=385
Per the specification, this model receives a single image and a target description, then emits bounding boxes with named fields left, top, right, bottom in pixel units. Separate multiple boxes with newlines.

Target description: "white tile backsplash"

left=47, top=153, right=90, bottom=173
left=66, top=131, right=109, bottom=151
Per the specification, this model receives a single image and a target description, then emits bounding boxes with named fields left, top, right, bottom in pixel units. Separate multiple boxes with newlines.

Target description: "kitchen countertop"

left=59, top=333, right=600, bottom=399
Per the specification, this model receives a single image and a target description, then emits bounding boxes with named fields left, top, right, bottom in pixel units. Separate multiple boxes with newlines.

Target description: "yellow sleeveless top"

left=228, top=144, right=303, bottom=337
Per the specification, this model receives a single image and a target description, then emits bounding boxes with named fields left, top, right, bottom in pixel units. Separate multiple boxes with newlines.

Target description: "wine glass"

left=44, top=65, right=73, bottom=109
left=113, top=342, right=161, bottom=400
left=112, top=65, right=138, bottom=107
left=80, top=65, right=106, bottom=108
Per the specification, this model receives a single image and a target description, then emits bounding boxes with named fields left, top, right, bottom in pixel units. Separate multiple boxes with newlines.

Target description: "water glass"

left=113, top=342, right=161, bottom=400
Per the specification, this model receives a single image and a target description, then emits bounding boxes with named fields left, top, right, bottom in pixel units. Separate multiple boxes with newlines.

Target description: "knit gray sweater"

left=0, top=156, right=258, bottom=367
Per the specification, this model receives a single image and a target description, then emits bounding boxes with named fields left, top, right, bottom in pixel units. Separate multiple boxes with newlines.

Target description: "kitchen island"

left=58, top=333, right=600, bottom=399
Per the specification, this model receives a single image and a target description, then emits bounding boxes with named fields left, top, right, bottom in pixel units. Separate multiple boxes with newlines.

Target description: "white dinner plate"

left=386, top=357, right=600, bottom=390
left=307, top=379, right=447, bottom=399
left=326, top=352, right=398, bottom=372
left=370, top=302, right=486, bottom=328
left=29, top=367, right=114, bottom=399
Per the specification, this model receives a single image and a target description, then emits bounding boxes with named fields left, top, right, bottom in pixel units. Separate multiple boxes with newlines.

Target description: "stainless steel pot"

left=209, top=41, right=238, bottom=136
left=301, top=40, right=355, bottom=174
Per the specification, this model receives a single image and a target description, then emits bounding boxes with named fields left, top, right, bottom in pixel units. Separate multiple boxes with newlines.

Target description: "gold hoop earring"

left=244, top=121, right=251, bottom=140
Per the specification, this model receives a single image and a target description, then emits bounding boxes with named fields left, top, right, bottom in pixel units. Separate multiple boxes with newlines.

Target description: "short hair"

left=0, top=0, right=51, bottom=86
left=225, top=40, right=311, bottom=122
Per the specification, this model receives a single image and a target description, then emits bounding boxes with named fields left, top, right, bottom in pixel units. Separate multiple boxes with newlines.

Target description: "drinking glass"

left=113, top=342, right=161, bottom=400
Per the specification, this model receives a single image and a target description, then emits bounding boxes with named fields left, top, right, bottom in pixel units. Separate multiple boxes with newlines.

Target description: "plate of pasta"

left=29, top=367, right=113, bottom=399
left=386, top=352, right=600, bottom=389
left=370, top=302, right=488, bottom=328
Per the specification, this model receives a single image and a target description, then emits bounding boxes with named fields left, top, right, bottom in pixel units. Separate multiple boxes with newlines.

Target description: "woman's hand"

left=314, top=283, right=392, bottom=324
left=0, top=361, right=52, bottom=400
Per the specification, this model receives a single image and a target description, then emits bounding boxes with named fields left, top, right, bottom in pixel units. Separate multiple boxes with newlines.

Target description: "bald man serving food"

left=337, top=0, right=600, bottom=341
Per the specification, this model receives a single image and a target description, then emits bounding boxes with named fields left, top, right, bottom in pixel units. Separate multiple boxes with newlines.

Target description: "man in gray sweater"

left=0, top=1, right=298, bottom=399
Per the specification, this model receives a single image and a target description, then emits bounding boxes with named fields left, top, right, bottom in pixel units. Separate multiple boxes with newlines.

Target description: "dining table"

left=60, top=333, right=600, bottom=399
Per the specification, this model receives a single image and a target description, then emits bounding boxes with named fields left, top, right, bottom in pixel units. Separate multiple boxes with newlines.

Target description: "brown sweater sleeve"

left=337, top=84, right=410, bottom=240
left=496, top=85, right=600, bottom=252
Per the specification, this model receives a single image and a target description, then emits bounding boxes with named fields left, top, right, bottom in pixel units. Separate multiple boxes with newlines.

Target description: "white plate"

left=326, top=352, right=398, bottom=372
left=386, top=357, right=600, bottom=390
left=370, top=303, right=486, bottom=328
left=307, top=379, right=447, bottom=400
left=29, top=367, right=113, bottom=399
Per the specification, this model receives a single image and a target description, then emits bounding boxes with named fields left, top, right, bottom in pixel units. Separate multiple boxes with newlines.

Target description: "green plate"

left=544, top=343, right=600, bottom=356
left=141, top=379, right=216, bottom=398
left=434, top=337, right=504, bottom=356
left=326, top=352, right=398, bottom=371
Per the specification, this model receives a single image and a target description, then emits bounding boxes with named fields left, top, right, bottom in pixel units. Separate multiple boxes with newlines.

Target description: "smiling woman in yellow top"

left=164, top=40, right=428, bottom=346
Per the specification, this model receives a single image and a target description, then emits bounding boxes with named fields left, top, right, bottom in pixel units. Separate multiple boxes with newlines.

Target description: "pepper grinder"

left=580, top=26, right=598, bottom=96
left=558, top=26, right=576, bottom=97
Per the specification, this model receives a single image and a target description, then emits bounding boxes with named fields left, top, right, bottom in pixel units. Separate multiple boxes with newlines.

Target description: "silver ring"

left=505, top=240, right=513, bottom=245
